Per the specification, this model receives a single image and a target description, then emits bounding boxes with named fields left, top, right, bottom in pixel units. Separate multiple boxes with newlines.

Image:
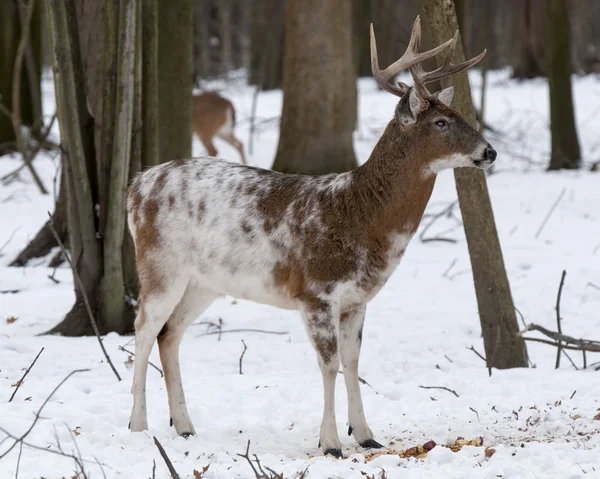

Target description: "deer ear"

left=435, top=86, right=454, bottom=106
left=396, top=88, right=426, bottom=125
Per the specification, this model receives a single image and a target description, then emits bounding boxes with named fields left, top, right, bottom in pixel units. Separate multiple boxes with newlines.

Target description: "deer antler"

left=370, top=16, right=486, bottom=99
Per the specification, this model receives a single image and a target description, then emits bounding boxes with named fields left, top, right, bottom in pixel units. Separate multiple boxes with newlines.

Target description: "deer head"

left=370, top=17, right=496, bottom=175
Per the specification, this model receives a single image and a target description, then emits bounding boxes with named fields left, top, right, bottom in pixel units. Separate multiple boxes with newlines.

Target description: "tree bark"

left=422, top=0, right=528, bottom=369
left=272, top=0, right=357, bottom=174
left=512, top=0, right=546, bottom=79
left=547, top=0, right=581, bottom=170
left=157, top=0, right=193, bottom=162
left=0, top=0, right=42, bottom=154
left=101, top=0, right=137, bottom=334
left=249, top=0, right=284, bottom=90
left=45, top=0, right=102, bottom=336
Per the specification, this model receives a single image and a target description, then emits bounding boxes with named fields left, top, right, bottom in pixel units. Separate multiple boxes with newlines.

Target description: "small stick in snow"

left=47, top=211, right=122, bottom=382
left=555, top=270, right=567, bottom=369
left=0, top=369, right=89, bottom=460
left=469, top=407, right=480, bottom=423
left=534, top=187, right=566, bottom=239
left=237, top=440, right=284, bottom=479
left=418, top=385, right=459, bottom=398
left=570, top=390, right=577, bottom=400
left=118, top=345, right=163, bottom=377
left=0, top=226, right=21, bottom=257
left=195, top=328, right=289, bottom=339
left=337, top=371, right=379, bottom=395
left=587, top=282, right=600, bottom=292
left=152, top=459, right=156, bottom=479
left=9, top=347, right=44, bottom=402
left=153, top=436, right=180, bottom=479
left=466, top=345, right=487, bottom=363
left=239, top=340, right=248, bottom=375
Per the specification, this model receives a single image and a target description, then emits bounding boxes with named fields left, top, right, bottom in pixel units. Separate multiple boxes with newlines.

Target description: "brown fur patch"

left=315, top=336, right=337, bottom=364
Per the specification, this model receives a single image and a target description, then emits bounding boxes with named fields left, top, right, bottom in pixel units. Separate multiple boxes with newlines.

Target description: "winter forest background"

left=1, top=0, right=600, bottom=477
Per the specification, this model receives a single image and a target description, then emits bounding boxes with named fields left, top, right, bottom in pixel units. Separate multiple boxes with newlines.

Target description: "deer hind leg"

left=301, top=301, right=343, bottom=458
left=217, top=131, right=247, bottom=165
left=158, top=282, right=215, bottom=436
left=339, top=305, right=383, bottom=449
left=129, top=273, right=188, bottom=433
left=199, top=135, right=218, bottom=157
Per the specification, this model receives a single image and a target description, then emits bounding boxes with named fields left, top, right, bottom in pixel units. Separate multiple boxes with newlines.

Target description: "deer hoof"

left=360, top=439, right=384, bottom=449
left=347, top=425, right=353, bottom=436
left=324, top=448, right=344, bottom=459
left=180, top=432, right=194, bottom=439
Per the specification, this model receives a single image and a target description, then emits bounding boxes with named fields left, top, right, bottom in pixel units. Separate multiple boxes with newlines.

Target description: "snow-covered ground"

left=1, top=70, right=600, bottom=478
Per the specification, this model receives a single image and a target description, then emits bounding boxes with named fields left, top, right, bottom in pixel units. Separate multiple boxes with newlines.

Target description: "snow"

left=1, top=70, right=600, bottom=478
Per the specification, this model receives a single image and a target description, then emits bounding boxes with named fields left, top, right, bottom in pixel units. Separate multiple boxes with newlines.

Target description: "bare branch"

left=153, top=436, right=180, bottom=479
left=9, top=347, right=44, bottom=402
left=47, top=212, right=122, bottom=381
left=534, top=188, right=566, bottom=239
left=195, top=328, right=289, bottom=339
left=118, top=345, right=163, bottom=377
left=555, top=270, right=567, bottom=369
left=239, top=340, right=248, bottom=375
left=418, top=385, right=459, bottom=398
left=0, top=369, right=89, bottom=460
left=237, top=440, right=284, bottom=479
left=519, top=323, right=600, bottom=352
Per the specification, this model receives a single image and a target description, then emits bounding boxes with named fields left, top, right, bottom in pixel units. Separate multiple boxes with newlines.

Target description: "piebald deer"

left=193, top=92, right=247, bottom=164
left=128, top=17, right=495, bottom=458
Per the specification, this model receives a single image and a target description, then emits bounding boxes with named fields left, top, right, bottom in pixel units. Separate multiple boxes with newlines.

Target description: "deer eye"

left=435, top=119, right=448, bottom=129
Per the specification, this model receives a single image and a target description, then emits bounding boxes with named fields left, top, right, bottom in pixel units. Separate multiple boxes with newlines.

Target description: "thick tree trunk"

left=249, top=0, right=284, bottom=90
left=423, top=0, right=528, bottom=369
left=352, top=0, right=374, bottom=78
left=512, top=0, right=546, bottom=79
left=547, top=0, right=581, bottom=170
left=45, top=0, right=102, bottom=336
left=157, top=0, right=193, bottom=162
left=272, top=0, right=357, bottom=175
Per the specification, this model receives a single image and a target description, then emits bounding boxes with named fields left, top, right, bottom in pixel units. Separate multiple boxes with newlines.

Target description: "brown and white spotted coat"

left=128, top=18, right=496, bottom=459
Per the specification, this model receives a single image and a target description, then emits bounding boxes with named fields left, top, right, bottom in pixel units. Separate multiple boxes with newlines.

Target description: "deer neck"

left=350, top=120, right=437, bottom=238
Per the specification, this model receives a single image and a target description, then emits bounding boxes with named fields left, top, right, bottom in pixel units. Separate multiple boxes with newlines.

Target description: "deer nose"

left=484, top=146, right=497, bottom=162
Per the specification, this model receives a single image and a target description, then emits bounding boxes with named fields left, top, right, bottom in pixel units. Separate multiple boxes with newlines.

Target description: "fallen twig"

left=118, top=345, right=163, bottom=377
left=153, top=436, right=180, bottom=479
left=0, top=226, right=22, bottom=257
left=237, top=440, right=284, bottom=479
left=466, top=345, right=487, bottom=363
left=518, top=323, right=600, bottom=352
left=9, top=347, right=44, bottom=402
left=239, top=339, right=248, bottom=375
left=534, top=187, right=566, bottom=239
left=418, top=385, right=459, bottom=398
left=555, top=270, right=567, bottom=369
left=47, top=212, right=121, bottom=381
left=195, top=328, right=288, bottom=339
left=337, top=370, right=378, bottom=394
left=0, top=369, right=89, bottom=460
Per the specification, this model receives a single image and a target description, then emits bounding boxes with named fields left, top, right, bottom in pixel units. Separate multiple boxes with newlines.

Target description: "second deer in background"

left=192, top=92, right=247, bottom=165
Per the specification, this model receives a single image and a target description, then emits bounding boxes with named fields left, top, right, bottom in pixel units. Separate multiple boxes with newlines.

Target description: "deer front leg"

left=301, top=302, right=343, bottom=458
left=339, top=305, right=383, bottom=449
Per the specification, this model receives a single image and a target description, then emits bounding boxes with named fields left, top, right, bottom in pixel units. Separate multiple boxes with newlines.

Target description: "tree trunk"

left=249, top=0, right=284, bottom=90
left=547, top=0, right=581, bottom=170
left=272, top=0, right=357, bottom=175
left=45, top=0, right=102, bottom=336
left=101, top=0, right=138, bottom=334
left=512, top=0, right=546, bottom=79
left=157, top=0, right=193, bottom=162
left=219, top=0, right=232, bottom=75
left=0, top=0, right=42, bottom=154
left=352, top=0, right=374, bottom=78
left=422, top=0, right=528, bottom=369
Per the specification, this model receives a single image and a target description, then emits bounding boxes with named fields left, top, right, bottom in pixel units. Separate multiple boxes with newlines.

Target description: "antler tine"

left=411, top=30, right=487, bottom=97
left=370, top=16, right=454, bottom=98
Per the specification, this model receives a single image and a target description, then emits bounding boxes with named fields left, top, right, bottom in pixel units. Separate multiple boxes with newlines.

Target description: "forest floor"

left=1, top=70, right=600, bottom=478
